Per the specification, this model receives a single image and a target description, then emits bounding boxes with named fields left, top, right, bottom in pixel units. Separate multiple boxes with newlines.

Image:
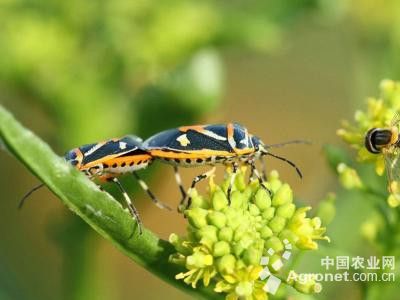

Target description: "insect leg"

left=185, top=167, right=216, bottom=210
left=132, top=173, right=171, bottom=211
left=249, top=160, right=272, bottom=197
left=112, top=177, right=143, bottom=235
left=173, top=166, right=187, bottom=207
left=227, top=162, right=239, bottom=205
left=259, top=156, right=267, bottom=182
left=18, top=183, right=45, bottom=209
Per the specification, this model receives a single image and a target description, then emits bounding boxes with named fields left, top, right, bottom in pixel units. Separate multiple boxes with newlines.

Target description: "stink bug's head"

left=365, top=127, right=398, bottom=154
left=251, top=135, right=265, bottom=156
left=64, top=148, right=82, bottom=168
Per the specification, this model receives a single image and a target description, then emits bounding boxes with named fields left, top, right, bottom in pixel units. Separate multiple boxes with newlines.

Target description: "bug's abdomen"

left=149, top=149, right=239, bottom=167
left=101, top=154, right=152, bottom=174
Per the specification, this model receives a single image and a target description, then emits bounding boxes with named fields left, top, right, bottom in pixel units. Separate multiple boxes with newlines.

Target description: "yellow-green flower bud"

left=213, top=241, right=230, bottom=257
left=269, top=216, right=287, bottom=233
left=207, top=211, right=227, bottom=228
left=276, top=203, right=296, bottom=219
left=387, top=193, right=400, bottom=208
left=197, top=225, right=218, bottom=245
left=272, top=183, right=293, bottom=206
left=265, top=236, right=283, bottom=252
left=186, top=251, right=213, bottom=269
left=218, top=227, right=233, bottom=242
left=254, top=188, right=272, bottom=210
left=262, top=207, right=275, bottom=220
left=249, top=203, right=260, bottom=216
left=187, top=207, right=208, bottom=229
left=337, top=163, right=363, bottom=189
left=260, top=226, right=273, bottom=239
left=242, top=246, right=262, bottom=266
left=235, top=282, right=253, bottom=297
left=316, top=193, right=336, bottom=225
left=212, top=187, right=229, bottom=211
left=217, top=254, right=236, bottom=275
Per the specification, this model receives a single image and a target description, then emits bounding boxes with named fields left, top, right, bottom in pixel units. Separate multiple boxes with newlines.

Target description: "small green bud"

left=316, top=193, right=336, bottom=225
left=233, top=243, right=245, bottom=257
left=207, top=211, right=227, bottom=228
left=249, top=203, right=260, bottom=216
left=217, top=254, right=236, bottom=274
left=262, top=207, right=275, bottom=220
left=276, top=203, right=296, bottom=219
left=212, top=187, right=229, bottom=211
left=233, top=224, right=247, bottom=242
left=224, top=207, right=241, bottom=229
left=337, top=163, right=363, bottom=189
left=268, top=170, right=282, bottom=193
left=242, top=246, right=262, bottom=266
left=260, top=226, right=273, bottom=239
left=235, top=282, right=253, bottom=297
left=272, top=183, right=293, bottom=206
left=265, top=236, right=283, bottom=252
left=230, top=190, right=245, bottom=209
left=218, top=227, right=233, bottom=242
left=213, top=241, right=230, bottom=257
left=187, top=207, right=208, bottom=229
left=269, top=216, right=287, bottom=233
left=387, top=193, right=400, bottom=208
left=254, top=188, right=271, bottom=210
left=197, top=225, right=218, bottom=244
left=186, top=251, right=213, bottom=269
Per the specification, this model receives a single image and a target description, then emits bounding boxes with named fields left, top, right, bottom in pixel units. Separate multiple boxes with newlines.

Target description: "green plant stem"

left=0, top=105, right=223, bottom=300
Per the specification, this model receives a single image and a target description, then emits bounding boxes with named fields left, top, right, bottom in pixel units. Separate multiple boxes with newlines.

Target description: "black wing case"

left=81, top=136, right=144, bottom=164
left=144, top=126, right=234, bottom=152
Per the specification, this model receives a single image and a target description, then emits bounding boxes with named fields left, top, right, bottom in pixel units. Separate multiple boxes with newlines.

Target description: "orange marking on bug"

left=74, top=148, right=84, bottom=169
left=227, top=123, right=234, bottom=140
left=178, top=125, right=206, bottom=134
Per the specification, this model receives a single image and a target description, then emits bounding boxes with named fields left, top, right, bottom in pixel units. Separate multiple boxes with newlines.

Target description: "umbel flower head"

left=337, top=79, right=400, bottom=207
left=337, top=79, right=400, bottom=176
left=169, top=168, right=329, bottom=299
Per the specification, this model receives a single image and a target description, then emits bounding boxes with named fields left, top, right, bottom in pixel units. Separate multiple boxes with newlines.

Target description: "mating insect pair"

left=21, top=123, right=304, bottom=235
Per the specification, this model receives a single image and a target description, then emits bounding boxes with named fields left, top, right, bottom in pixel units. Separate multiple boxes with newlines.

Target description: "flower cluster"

left=169, top=168, right=329, bottom=299
left=337, top=79, right=400, bottom=207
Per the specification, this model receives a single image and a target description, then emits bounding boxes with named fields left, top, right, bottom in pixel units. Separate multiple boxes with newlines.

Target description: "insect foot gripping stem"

left=168, top=168, right=329, bottom=299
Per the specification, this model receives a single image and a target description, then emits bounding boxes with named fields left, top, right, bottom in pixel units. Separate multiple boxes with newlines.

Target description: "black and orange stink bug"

left=143, top=123, right=303, bottom=209
left=20, top=135, right=170, bottom=235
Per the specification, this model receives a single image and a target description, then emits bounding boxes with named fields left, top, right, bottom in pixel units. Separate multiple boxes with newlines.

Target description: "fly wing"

left=383, top=146, right=400, bottom=194
left=390, top=111, right=400, bottom=127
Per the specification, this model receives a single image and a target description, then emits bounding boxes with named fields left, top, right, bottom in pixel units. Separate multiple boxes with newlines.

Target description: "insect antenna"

left=18, top=183, right=45, bottom=209
left=265, top=139, right=311, bottom=148
left=264, top=152, right=303, bottom=179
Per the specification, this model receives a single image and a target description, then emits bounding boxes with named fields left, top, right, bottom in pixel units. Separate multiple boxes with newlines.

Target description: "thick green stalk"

left=0, top=105, right=222, bottom=300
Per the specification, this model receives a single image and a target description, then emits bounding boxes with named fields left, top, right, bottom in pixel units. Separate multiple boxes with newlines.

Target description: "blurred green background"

left=1, top=1, right=399, bottom=299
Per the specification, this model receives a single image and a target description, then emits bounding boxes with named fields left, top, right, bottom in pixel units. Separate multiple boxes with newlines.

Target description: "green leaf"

left=0, top=105, right=222, bottom=300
